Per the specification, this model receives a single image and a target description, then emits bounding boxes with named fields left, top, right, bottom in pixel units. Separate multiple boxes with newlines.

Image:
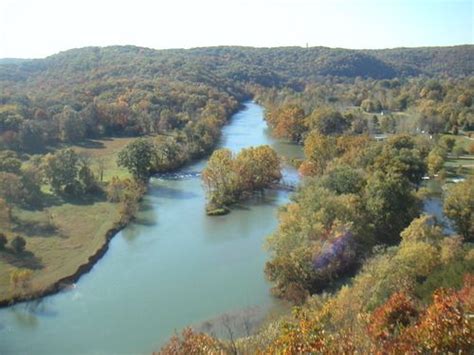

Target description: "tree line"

left=258, top=76, right=474, bottom=142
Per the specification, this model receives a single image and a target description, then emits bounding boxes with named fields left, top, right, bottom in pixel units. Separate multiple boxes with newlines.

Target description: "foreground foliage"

left=160, top=216, right=473, bottom=353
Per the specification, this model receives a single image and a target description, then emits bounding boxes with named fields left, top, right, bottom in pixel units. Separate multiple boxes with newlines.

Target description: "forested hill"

left=0, top=45, right=472, bottom=152
left=1, top=45, right=473, bottom=85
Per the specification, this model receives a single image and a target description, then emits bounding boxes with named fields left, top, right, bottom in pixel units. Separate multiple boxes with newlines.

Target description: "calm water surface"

left=0, top=102, right=302, bottom=355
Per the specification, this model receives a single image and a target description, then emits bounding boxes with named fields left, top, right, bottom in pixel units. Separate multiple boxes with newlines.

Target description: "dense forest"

left=1, top=45, right=473, bottom=152
left=160, top=74, right=473, bottom=352
left=0, top=44, right=473, bottom=352
left=1, top=45, right=473, bottom=154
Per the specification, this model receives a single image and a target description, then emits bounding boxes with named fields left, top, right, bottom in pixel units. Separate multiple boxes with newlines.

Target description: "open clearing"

left=0, top=137, right=135, bottom=302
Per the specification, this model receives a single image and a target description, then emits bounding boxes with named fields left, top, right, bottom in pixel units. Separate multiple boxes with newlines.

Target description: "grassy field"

left=442, top=134, right=474, bottom=179
left=0, top=137, right=136, bottom=302
left=73, top=137, right=135, bottom=180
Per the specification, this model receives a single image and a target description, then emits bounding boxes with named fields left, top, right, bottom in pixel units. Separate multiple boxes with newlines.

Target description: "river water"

left=0, top=101, right=302, bottom=355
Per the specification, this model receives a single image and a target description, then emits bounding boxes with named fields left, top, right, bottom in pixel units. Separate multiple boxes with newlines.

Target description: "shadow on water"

left=231, top=203, right=251, bottom=211
left=132, top=216, right=158, bottom=227
left=9, top=307, right=39, bottom=329
left=122, top=217, right=159, bottom=240
left=224, top=194, right=281, bottom=213
left=193, top=305, right=268, bottom=339
left=121, top=227, right=141, bottom=242
left=149, top=185, right=199, bottom=200
left=21, top=299, right=58, bottom=318
left=135, top=200, right=155, bottom=213
left=7, top=299, right=59, bottom=329
left=193, top=301, right=290, bottom=340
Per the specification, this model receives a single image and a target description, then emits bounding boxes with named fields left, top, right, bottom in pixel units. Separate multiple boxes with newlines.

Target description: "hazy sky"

left=0, top=0, right=472, bottom=58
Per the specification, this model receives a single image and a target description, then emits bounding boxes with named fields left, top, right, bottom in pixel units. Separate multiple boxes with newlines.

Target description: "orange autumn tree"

left=368, top=292, right=419, bottom=347
left=403, top=274, right=473, bottom=353
left=299, top=133, right=369, bottom=177
left=267, top=104, right=306, bottom=142
left=368, top=275, right=474, bottom=353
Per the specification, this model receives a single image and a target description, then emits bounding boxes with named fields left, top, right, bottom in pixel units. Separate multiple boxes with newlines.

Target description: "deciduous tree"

left=43, top=148, right=79, bottom=193
left=11, top=235, right=26, bottom=253
left=443, top=178, right=474, bottom=241
left=117, top=138, right=154, bottom=182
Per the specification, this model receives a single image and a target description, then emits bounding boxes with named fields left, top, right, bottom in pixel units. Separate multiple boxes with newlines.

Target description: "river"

left=0, top=101, right=302, bottom=354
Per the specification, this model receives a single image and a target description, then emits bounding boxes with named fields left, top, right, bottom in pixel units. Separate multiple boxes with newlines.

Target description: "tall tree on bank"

left=117, top=138, right=154, bottom=182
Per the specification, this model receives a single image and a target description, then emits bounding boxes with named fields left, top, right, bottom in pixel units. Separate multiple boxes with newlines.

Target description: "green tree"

left=439, top=136, right=456, bottom=153
left=11, top=236, right=26, bottom=253
left=0, top=198, right=11, bottom=229
left=55, top=106, right=86, bottom=142
left=305, top=107, right=350, bottom=135
left=427, top=148, right=445, bottom=176
left=452, top=142, right=465, bottom=158
left=0, top=172, right=25, bottom=204
left=0, top=233, right=7, bottom=250
left=372, top=135, right=426, bottom=185
left=152, top=137, right=185, bottom=172
left=0, top=150, right=21, bottom=174
left=78, top=161, right=99, bottom=193
left=43, top=148, right=79, bottom=193
left=21, top=164, right=44, bottom=206
left=117, top=138, right=154, bottom=182
left=265, top=179, right=364, bottom=302
left=322, top=165, right=365, bottom=195
left=364, top=172, right=421, bottom=245
left=18, top=121, right=45, bottom=152
left=443, top=178, right=474, bottom=241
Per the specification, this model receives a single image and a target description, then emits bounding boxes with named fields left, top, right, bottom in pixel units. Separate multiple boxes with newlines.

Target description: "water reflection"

left=9, top=307, right=39, bottom=329
left=423, top=198, right=455, bottom=234
left=149, top=185, right=199, bottom=200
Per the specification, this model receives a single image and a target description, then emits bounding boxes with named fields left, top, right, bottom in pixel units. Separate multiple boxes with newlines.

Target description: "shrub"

left=11, top=235, right=26, bottom=253
left=0, top=233, right=7, bottom=249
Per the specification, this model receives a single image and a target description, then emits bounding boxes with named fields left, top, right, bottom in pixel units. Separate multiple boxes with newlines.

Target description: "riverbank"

left=0, top=101, right=302, bottom=355
left=0, top=103, right=245, bottom=308
left=0, top=137, right=134, bottom=307
left=0, top=220, right=127, bottom=308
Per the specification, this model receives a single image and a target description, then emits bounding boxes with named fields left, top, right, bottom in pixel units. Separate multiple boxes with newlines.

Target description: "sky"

left=0, top=0, right=472, bottom=58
